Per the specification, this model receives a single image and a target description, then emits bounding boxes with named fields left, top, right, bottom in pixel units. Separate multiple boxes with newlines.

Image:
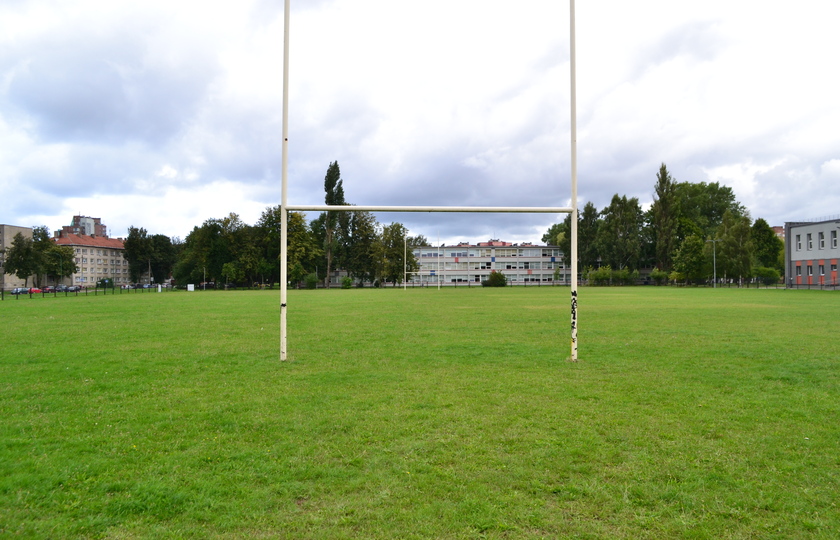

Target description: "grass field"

left=2, top=287, right=839, bottom=538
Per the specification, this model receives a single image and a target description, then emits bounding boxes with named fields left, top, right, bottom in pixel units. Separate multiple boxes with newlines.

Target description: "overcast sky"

left=2, top=0, right=839, bottom=246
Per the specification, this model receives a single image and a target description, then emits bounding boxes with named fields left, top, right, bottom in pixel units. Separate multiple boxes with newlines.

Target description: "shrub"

left=589, top=266, right=612, bottom=286
left=341, top=276, right=353, bottom=289
left=304, top=273, right=318, bottom=290
left=754, top=266, right=780, bottom=287
left=650, top=268, right=668, bottom=286
left=481, top=271, right=507, bottom=287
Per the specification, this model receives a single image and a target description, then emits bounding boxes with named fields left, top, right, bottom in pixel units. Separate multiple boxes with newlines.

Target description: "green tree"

left=287, top=211, right=321, bottom=283
left=550, top=201, right=601, bottom=273
left=149, top=234, right=177, bottom=285
left=345, top=210, right=379, bottom=285
left=541, top=222, right=565, bottom=246
left=597, top=194, right=643, bottom=270
left=123, top=226, right=152, bottom=283
left=379, top=222, right=413, bottom=286
left=650, top=163, right=680, bottom=271
left=751, top=218, right=783, bottom=271
left=322, top=161, right=349, bottom=287
left=717, top=209, right=752, bottom=285
left=675, top=181, right=745, bottom=239
left=673, top=235, right=708, bottom=284
left=43, top=245, right=78, bottom=285
left=4, top=232, right=37, bottom=286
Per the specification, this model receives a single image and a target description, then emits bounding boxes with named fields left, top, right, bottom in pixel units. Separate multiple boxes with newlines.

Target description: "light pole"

left=706, top=238, right=719, bottom=288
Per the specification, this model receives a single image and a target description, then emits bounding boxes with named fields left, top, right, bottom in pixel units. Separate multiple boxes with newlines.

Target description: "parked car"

left=42, top=286, right=55, bottom=293
left=29, top=287, right=42, bottom=294
left=11, top=287, right=30, bottom=295
left=56, top=285, right=68, bottom=292
left=66, top=285, right=81, bottom=292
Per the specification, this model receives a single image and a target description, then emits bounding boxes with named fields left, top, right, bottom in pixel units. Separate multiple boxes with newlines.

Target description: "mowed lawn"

left=1, top=287, right=839, bottom=538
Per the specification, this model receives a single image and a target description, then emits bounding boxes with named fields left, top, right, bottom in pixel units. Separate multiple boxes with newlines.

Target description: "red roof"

left=54, top=234, right=125, bottom=249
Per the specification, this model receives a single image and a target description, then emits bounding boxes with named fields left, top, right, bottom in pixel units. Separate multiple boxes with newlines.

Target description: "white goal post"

left=279, top=0, right=579, bottom=361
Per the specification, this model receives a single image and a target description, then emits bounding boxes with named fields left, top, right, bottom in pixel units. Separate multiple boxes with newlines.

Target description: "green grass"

left=1, top=287, right=839, bottom=538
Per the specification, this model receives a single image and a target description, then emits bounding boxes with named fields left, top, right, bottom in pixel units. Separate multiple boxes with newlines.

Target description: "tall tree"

left=380, top=222, right=415, bottom=286
left=4, top=232, right=37, bottom=286
left=123, top=226, right=152, bottom=283
left=596, top=195, right=643, bottom=270
left=149, top=234, right=177, bottom=284
left=717, top=209, right=752, bottom=284
left=751, top=218, right=783, bottom=270
left=675, top=181, right=745, bottom=239
left=322, top=161, right=348, bottom=287
left=650, top=163, right=680, bottom=271
left=672, top=234, right=708, bottom=283
left=345, top=210, right=379, bottom=284
left=43, top=245, right=78, bottom=285
left=548, top=201, right=601, bottom=272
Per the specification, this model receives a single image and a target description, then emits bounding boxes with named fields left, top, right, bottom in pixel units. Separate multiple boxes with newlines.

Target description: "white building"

left=411, top=240, right=567, bottom=286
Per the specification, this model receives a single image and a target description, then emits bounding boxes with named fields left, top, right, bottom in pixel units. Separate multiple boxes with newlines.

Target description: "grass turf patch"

left=1, top=287, right=839, bottom=538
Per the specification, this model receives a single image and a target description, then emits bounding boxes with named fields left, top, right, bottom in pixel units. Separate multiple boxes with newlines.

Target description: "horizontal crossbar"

left=285, top=204, right=573, bottom=213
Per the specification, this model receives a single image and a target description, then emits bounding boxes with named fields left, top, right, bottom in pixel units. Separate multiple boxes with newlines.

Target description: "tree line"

left=542, top=163, right=785, bottom=285
left=125, top=161, right=426, bottom=288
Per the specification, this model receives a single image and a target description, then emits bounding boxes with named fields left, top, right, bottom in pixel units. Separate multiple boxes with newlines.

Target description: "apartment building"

left=412, top=240, right=567, bottom=285
left=785, top=218, right=840, bottom=287
left=0, top=224, right=33, bottom=290
left=54, top=233, right=130, bottom=287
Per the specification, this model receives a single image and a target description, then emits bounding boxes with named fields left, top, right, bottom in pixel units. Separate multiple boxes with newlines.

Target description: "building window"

left=832, top=230, right=838, bottom=248
left=807, top=265, right=813, bottom=276
left=831, top=264, right=838, bottom=272
left=796, top=266, right=801, bottom=276
left=819, top=265, right=825, bottom=276
left=795, top=235, right=801, bottom=250
left=819, top=232, right=825, bottom=249
left=807, top=234, right=813, bottom=249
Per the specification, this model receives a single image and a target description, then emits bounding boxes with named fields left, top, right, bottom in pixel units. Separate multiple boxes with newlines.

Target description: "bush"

left=588, top=266, right=612, bottom=286
left=304, top=273, right=318, bottom=290
left=341, top=276, right=353, bottom=289
left=481, top=271, right=507, bottom=287
left=754, top=266, right=780, bottom=287
left=650, top=268, right=668, bottom=286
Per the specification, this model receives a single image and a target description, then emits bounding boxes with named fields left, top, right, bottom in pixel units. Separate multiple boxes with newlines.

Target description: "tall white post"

left=569, top=0, right=579, bottom=362
left=280, top=0, right=291, bottom=360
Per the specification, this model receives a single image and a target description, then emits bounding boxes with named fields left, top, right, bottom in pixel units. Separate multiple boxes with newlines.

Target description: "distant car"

left=56, top=285, right=68, bottom=292
left=42, top=286, right=55, bottom=293
left=11, top=287, right=30, bottom=295
left=66, top=285, right=81, bottom=292
left=29, top=287, right=42, bottom=294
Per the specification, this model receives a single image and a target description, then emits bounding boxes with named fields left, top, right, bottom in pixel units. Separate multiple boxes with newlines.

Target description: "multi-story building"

left=1, top=224, right=34, bottom=290
left=785, top=218, right=840, bottom=288
left=55, top=215, right=108, bottom=238
left=54, top=233, right=130, bottom=287
left=412, top=240, right=567, bottom=286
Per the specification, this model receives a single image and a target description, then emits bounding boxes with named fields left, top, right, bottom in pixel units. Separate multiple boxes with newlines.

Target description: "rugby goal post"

left=279, top=0, right=579, bottom=361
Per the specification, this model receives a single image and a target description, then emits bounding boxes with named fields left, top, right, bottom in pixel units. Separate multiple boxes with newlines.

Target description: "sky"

left=2, top=0, right=839, bottom=246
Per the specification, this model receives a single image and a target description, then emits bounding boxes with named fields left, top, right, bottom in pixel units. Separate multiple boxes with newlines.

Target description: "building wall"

left=412, top=244, right=567, bottom=285
left=0, top=224, right=34, bottom=290
left=785, top=220, right=840, bottom=287
left=55, top=234, right=130, bottom=287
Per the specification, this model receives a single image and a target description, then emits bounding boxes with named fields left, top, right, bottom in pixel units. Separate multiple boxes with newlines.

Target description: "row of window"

left=417, top=249, right=562, bottom=258
left=795, top=264, right=838, bottom=276
left=73, top=248, right=124, bottom=257
left=74, top=258, right=127, bottom=265
left=420, top=261, right=562, bottom=271
left=77, top=268, right=128, bottom=275
left=795, top=231, right=838, bottom=251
